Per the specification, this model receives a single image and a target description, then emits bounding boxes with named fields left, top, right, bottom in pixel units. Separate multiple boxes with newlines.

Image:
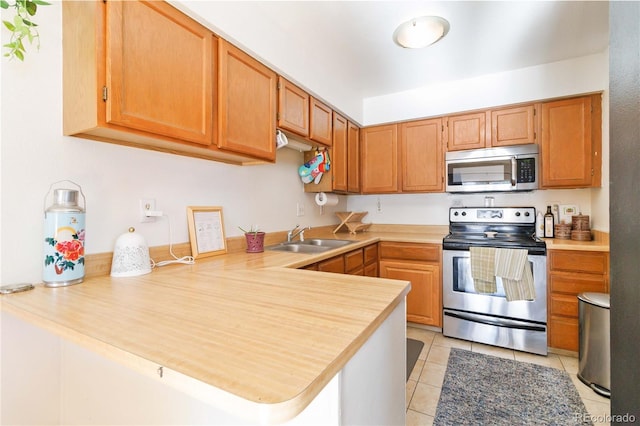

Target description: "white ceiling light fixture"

left=393, top=16, right=450, bottom=49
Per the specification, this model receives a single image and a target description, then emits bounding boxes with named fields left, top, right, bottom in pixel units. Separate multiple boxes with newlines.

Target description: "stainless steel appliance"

left=578, top=292, right=611, bottom=397
left=445, top=144, right=539, bottom=193
left=442, top=207, right=548, bottom=355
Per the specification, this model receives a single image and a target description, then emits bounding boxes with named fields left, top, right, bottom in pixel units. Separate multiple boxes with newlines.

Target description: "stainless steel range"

left=442, top=207, right=548, bottom=355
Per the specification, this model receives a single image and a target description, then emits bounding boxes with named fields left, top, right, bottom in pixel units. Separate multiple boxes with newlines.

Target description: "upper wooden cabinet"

left=277, top=77, right=309, bottom=136
left=217, top=40, right=277, bottom=161
left=331, top=113, right=349, bottom=192
left=540, top=95, right=602, bottom=188
left=303, top=112, right=359, bottom=194
left=491, top=105, right=537, bottom=147
left=105, top=0, right=213, bottom=145
left=310, top=98, right=333, bottom=146
left=347, top=121, right=361, bottom=193
left=447, top=105, right=537, bottom=151
left=446, top=112, right=487, bottom=151
left=400, top=118, right=444, bottom=192
left=62, top=0, right=271, bottom=164
left=277, top=77, right=333, bottom=147
left=360, top=124, right=399, bottom=193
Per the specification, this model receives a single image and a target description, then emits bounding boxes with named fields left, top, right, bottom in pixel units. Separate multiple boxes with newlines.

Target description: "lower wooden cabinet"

left=304, top=243, right=378, bottom=277
left=363, top=244, right=378, bottom=277
left=318, top=255, right=345, bottom=274
left=547, top=249, right=609, bottom=351
left=299, top=241, right=441, bottom=326
left=378, top=242, right=442, bottom=327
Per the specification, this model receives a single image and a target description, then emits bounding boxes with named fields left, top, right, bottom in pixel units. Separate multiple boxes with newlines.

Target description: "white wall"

left=169, top=0, right=364, bottom=124
left=0, top=3, right=611, bottom=288
left=347, top=189, right=594, bottom=227
left=0, top=2, right=345, bottom=285
left=353, top=51, right=610, bottom=231
left=362, top=52, right=608, bottom=125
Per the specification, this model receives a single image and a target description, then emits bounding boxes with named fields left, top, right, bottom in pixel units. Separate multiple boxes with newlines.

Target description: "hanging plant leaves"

left=2, top=0, right=50, bottom=61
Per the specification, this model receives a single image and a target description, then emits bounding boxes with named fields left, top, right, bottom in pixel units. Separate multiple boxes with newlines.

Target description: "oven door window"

left=448, top=159, right=512, bottom=187
left=452, top=256, right=535, bottom=298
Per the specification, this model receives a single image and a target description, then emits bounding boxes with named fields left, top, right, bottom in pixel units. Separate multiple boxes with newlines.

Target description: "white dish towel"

left=494, top=248, right=535, bottom=301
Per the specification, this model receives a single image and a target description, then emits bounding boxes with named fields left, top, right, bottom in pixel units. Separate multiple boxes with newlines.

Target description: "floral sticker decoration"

left=44, top=228, right=85, bottom=275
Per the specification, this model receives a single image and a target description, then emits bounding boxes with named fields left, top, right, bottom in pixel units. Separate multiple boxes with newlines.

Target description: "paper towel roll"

left=315, top=192, right=339, bottom=206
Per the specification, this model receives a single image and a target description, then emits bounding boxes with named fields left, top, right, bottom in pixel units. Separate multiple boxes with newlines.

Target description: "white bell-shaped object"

left=110, top=227, right=152, bottom=277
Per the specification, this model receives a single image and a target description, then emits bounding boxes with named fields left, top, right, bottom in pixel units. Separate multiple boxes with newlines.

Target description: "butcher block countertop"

left=0, top=224, right=608, bottom=423
left=0, top=227, right=428, bottom=424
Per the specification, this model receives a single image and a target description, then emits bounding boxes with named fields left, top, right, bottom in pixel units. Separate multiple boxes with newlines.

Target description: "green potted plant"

left=1, top=0, right=50, bottom=61
left=239, top=225, right=265, bottom=253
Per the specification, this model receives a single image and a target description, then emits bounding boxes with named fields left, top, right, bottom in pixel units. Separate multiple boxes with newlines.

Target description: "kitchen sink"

left=266, top=238, right=355, bottom=254
left=301, top=239, right=354, bottom=248
left=266, top=243, right=332, bottom=253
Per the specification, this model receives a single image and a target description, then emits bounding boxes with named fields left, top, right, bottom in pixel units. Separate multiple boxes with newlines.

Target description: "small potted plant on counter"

left=239, top=225, right=265, bottom=253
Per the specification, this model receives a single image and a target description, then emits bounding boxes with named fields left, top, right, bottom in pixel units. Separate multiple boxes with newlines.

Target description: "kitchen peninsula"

left=1, top=241, right=410, bottom=425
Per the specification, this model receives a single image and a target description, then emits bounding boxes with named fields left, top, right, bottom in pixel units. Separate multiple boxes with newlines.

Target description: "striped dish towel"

left=470, top=247, right=497, bottom=294
left=495, top=248, right=536, bottom=301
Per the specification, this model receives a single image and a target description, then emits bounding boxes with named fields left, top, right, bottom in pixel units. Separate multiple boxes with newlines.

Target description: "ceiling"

left=174, top=1, right=609, bottom=112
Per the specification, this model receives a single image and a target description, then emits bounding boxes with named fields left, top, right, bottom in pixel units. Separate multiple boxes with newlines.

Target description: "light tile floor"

left=406, top=326, right=611, bottom=426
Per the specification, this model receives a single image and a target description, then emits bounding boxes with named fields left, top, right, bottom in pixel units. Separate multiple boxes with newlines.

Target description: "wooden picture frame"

left=186, top=206, right=227, bottom=259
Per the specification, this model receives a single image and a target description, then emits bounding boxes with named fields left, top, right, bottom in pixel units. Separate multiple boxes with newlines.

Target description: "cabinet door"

left=541, top=96, right=598, bottom=188
left=547, top=249, right=609, bottom=351
left=379, top=242, right=441, bottom=262
left=363, top=244, right=378, bottom=277
left=318, top=255, right=345, bottom=274
left=332, top=112, right=348, bottom=192
left=106, top=1, right=214, bottom=145
left=549, top=250, right=608, bottom=275
left=491, top=105, right=536, bottom=147
left=344, top=249, right=364, bottom=274
left=400, top=118, right=444, bottom=192
left=217, top=40, right=277, bottom=161
left=446, top=112, right=487, bottom=151
left=277, top=77, right=309, bottom=137
left=347, top=121, right=361, bottom=193
left=360, top=124, right=399, bottom=193
left=380, top=260, right=441, bottom=327
left=310, top=97, right=333, bottom=146
left=364, top=262, right=378, bottom=277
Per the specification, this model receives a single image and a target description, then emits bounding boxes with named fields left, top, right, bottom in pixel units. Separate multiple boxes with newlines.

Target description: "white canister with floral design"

left=43, top=184, right=86, bottom=287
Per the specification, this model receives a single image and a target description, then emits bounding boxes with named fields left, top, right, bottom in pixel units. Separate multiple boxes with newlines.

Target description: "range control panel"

left=449, top=207, right=536, bottom=224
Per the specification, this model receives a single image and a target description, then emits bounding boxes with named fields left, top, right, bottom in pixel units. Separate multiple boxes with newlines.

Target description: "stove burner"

left=443, top=206, right=546, bottom=255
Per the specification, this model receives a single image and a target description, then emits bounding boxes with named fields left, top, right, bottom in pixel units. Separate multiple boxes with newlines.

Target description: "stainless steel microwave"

left=445, top=144, right=539, bottom=193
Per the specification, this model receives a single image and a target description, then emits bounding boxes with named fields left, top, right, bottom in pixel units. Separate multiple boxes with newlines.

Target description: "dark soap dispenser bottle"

left=544, top=205, right=555, bottom=238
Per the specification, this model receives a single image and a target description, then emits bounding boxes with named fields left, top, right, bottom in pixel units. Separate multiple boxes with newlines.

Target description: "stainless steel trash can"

left=577, top=292, right=610, bottom=398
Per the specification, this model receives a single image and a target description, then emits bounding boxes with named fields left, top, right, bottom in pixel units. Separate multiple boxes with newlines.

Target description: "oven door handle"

left=511, top=157, right=517, bottom=186
left=444, top=310, right=546, bottom=332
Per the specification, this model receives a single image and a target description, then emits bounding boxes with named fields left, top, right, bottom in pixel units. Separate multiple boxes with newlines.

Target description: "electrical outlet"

left=296, top=202, right=305, bottom=217
left=376, top=197, right=382, bottom=213
left=139, top=198, right=156, bottom=223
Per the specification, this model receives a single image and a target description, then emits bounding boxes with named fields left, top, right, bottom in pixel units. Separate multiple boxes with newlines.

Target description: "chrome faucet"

left=287, top=224, right=311, bottom=242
